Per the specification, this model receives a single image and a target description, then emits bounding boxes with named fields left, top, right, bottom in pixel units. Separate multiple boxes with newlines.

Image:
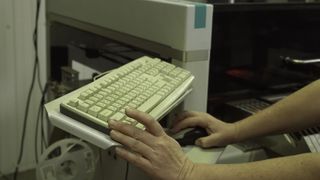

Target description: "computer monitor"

left=207, top=3, right=320, bottom=112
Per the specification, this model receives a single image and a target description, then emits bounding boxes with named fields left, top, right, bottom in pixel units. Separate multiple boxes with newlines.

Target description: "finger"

left=115, top=147, right=152, bottom=172
left=109, top=120, right=156, bottom=146
left=195, top=135, right=222, bottom=148
left=110, top=130, right=154, bottom=158
left=125, top=108, right=164, bottom=136
left=173, top=111, right=198, bottom=125
left=171, top=116, right=209, bottom=133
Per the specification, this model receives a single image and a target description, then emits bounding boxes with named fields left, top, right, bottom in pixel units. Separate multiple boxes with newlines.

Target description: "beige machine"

left=45, top=1, right=290, bottom=179
left=46, top=0, right=214, bottom=146
left=45, top=0, right=220, bottom=179
left=47, top=0, right=212, bottom=111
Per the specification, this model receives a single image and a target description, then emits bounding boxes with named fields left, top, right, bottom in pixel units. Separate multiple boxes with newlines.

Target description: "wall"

left=0, top=0, right=46, bottom=174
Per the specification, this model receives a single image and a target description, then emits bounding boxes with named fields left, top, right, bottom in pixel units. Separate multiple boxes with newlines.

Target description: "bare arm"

left=189, top=153, right=320, bottom=180
left=172, top=79, right=320, bottom=147
left=235, top=79, right=320, bottom=142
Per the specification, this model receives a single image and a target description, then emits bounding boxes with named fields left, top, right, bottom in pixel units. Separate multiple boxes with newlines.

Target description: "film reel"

left=36, top=138, right=96, bottom=180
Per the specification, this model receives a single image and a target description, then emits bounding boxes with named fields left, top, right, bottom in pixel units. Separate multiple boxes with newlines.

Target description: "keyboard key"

left=88, top=105, right=102, bottom=117
left=84, top=99, right=95, bottom=106
left=89, top=96, right=99, bottom=102
left=136, top=123, right=145, bottom=130
left=108, top=106, right=118, bottom=112
left=77, top=102, right=90, bottom=112
left=96, top=102, right=108, bottom=108
left=123, top=118, right=137, bottom=125
left=98, top=109, right=113, bottom=121
left=94, top=94, right=104, bottom=99
left=110, top=112, right=125, bottom=121
left=67, top=99, right=79, bottom=107
left=137, top=94, right=162, bottom=113
left=79, top=92, right=90, bottom=100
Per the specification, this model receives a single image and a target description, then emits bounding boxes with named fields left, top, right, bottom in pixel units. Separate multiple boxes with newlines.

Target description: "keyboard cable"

left=93, top=70, right=114, bottom=81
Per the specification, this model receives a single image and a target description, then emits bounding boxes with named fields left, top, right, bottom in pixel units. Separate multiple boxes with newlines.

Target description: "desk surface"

left=184, top=144, right=268, bottom=164
left=183, top=146, right=225, bottom=164
left=172, top=128, right=266, bottom=164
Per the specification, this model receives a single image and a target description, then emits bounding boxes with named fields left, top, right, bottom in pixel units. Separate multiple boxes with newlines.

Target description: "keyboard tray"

left=45, top=56, right=194, bottom=149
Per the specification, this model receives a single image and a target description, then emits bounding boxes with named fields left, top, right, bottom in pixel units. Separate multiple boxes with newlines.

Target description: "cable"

left=34, top=83, right=48, bottom=163
left=33, top=0, right=43, bottom=93
left=34, top=102, right=42, bottom=163
left=13, top=45, right=38, bottom=180
left=93, top=70, right=113, bottom=81
left=14, top=0, right=41, bottom=179
left=125, top=161, right=129, bottom=180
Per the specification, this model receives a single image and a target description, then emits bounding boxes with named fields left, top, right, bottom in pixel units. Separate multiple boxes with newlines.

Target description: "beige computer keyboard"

left=60, top=56, right=194, bottom=133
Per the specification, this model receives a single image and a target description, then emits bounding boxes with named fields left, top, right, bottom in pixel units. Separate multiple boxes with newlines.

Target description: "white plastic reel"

left=36, top=138, right=96, bottom=180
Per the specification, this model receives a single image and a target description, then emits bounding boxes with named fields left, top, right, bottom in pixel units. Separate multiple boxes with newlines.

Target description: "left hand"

left=108, top=108, right=195, bottom=180
left=171, top=111, right=237, bottom=148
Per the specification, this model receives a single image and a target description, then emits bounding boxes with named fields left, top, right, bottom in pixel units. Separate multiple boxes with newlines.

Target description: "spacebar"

left=137, top=95, right=162, bottom=113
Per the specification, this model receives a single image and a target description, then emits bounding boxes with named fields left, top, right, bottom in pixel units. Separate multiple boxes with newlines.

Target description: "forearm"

left=235, top=79, right=320, bottom=141
left=188, top=153, right=320, bottom=180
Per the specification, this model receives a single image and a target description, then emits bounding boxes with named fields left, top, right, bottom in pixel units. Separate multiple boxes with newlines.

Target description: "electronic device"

left=215, top=97, right=320, bottom=153
left=60, top=56, right=194, bottom=131
left=226, top=99, right=270, bottom=115
left=301, top=129, right=320, bottom=153
left=47, top=0, right=213, bottom=115
left=46, top=0, right=214, bottom=179
left=45, top=56, right=194, bottom=149
left=290, top=126, right=320, bottom=153
left=174, top=127, right=208, bottom=146
left=207, top=2, right=320, bottom=113
left=46, top=0, right=213, bottom=150
left=205, top=3, right=320, bottom=154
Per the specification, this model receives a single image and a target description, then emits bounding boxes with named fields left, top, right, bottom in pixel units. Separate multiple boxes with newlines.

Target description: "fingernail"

left=110, top=130, right=117, bottom=137
left=125, top=108, right=133, bottom=113
left=195, top=139, right=201, bottom=146
left=108, top=119, right=116, bottom=127
left=110, top=130, right=114, bottom=136
left=115, top=147, right=124, bottom=154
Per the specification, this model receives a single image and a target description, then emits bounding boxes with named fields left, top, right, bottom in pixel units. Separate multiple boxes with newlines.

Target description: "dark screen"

left=208, top=3, right=320, bottom=103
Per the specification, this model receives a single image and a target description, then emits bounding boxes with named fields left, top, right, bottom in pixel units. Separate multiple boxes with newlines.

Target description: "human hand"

left=108, top=109, right=195, bottom=180
left=171, top=111, right=237, bottom=148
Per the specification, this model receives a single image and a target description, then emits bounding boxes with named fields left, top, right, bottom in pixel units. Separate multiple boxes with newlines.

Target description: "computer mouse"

left=175, top=127, right=208, bottom=146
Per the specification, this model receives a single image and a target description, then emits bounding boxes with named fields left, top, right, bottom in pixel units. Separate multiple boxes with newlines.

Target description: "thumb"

left=195, top=135, right=222, bottom=148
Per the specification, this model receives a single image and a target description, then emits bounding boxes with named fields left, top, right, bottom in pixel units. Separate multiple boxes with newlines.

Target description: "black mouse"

left=175, top=127, right=208, bottom=146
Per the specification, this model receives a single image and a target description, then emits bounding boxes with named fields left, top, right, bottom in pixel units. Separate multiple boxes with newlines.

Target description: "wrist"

left=177, top=158, right=196, bottom=180
left=182, top=163, right=209, bottom=180
left=234, top=117, right=252, bottom=142
left=233, top=121, right=242, bottom=143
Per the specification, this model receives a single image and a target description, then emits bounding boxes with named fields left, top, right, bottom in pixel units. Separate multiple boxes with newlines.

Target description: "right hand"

left=171, top=111, right=238, bottom=148
left=109, top=109, right=196, bottom=180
